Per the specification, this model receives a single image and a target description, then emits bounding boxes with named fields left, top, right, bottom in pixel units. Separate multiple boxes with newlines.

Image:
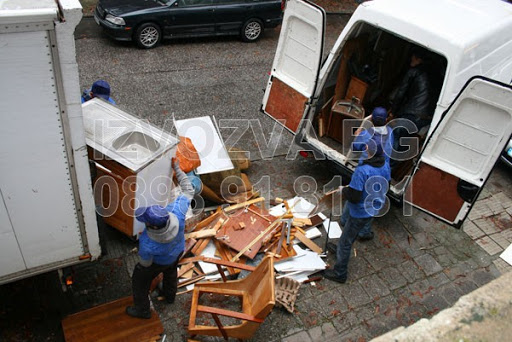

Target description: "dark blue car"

left=94, top=0, right=284, bottom=48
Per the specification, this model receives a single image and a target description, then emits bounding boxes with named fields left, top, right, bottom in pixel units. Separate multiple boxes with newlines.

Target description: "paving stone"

left=282, top=330, right=312, bottom=342
left=453, top=277, right=479, bottom=295
left=294, top=296, right=329, bottom=328
left=501, top=229, right=512, bottom=243
left=489, top=232, right=511, bottom=249
left=507, top=206, right=512, bottom=217
left=314, top=322, right=338, bottom=341
left=475, top=236, right=503, bottom=255
left=355, top=303, right=377, bottom=322
left=420, top=291, right=449, bottom=314
left=365, top=315, right=402, bottom=338
left=373, top=295, right=398, bottom=318
left=414, top=253, right=443, bottom=276
left=492, top=212, right=512, bottom=230
left=339, top=281, right=373, bottom=308
left=315, top=288, right=349, bottom=318
left=338, top=326, right=370, bottom=342
left=473, top=217, right=500, bottom=235
left=377, top=266, right=408, bottom=290
left=462, top=220, right=485, bottom=240
left=362, top=247, right=396, bottom=271
left=358, top=274, right=390, bottom=299
left=307, top=326, right=323, bottom=342
left=492, top=191, right=512, bottom=209
left=438, top=282, right=463, bottom=305
left=398, top=260, right=425, bottom=283
left=428, top=272, right=450, bottom=288
left=347, top=254, right=375, bottom=280
left=493, top=258, right=512, bottom=275
left=468, top=268, right=497, bottom=286
left=330, top=309, right=358, bottom=334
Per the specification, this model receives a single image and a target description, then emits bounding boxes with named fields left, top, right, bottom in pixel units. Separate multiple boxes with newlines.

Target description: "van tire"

left=241, top=19, right=263, bottom=42
left=135, top=23, right=161, bottom=49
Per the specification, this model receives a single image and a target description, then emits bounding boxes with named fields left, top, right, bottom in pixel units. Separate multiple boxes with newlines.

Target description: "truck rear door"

left=404, top=77, right=512, bottom=227
left=261, top=0, right=325, bottom=133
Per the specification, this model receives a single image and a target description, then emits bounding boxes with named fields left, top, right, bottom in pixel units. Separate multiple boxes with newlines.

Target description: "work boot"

left=358, top=232, right=374, bottom=241
left=327, top=242, right=337, bottom=254
left=323, top=269, right=347, bottom=284
left=165, top=295, right=175, bottom=304
left=125, top=306, right=151, bottom=319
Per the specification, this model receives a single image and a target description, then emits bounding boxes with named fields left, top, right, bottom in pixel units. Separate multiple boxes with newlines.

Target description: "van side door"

left=404, top=77, right=512, bottom=227
left=261, top=0, right=325, bottom=133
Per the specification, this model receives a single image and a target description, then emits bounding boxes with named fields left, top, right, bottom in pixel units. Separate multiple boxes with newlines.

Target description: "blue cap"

left=91, top=80, right=111, bottom=101
left=135, top=205, right=169, bottom=228
left=372, top=107, right=387, bottom=125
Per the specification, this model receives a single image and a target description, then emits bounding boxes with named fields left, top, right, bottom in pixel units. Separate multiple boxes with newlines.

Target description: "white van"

left=262, top=0, right=512, bottom=227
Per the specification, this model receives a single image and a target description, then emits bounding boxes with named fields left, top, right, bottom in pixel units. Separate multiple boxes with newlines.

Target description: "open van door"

left=261, top=0, right=325, bottom=133
left=404, top=77, right=512, bottom=227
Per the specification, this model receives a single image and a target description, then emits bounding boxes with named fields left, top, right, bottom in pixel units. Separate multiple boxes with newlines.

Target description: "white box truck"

left=262, top=0, right=512, bottom=227
left=0, top=0, right=100, bottom=284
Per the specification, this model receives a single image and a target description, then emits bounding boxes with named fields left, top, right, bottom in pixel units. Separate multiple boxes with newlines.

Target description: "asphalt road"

left=75, top=16, right=348, bottom=159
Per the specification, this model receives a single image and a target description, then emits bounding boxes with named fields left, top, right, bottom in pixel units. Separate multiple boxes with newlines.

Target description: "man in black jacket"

left=390, top=47, right=433, bottom=156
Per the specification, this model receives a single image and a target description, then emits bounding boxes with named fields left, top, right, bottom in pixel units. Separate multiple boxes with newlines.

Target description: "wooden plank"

left=62, top=296, right=163, bottom=342
left=224, top=197, right=265, bottom=213
left=179, top=256, right=204, bottom=265
left=197, top=305, right=264, bottom=323
left=201, top=257, right=256, bottom=272
left=191, top=238, right=211, bottom=256
left=294, top=231, right=323, bottom=254
left=178, top=263, right=195, bottom=278
left=178, top=275, right=205, bottom=288
left=185, top=228, right=218, bottom=240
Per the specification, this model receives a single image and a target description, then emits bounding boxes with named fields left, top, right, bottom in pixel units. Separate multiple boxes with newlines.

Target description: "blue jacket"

left=138, top=195, right=190, bottom=266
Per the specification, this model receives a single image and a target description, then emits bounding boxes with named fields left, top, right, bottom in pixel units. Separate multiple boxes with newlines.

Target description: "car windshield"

left=155, top=0, right=172, bottom=5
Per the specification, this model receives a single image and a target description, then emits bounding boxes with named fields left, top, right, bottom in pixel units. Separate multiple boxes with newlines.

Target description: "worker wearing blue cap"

left=126, top=160, right=194, bottom=319
left=338, top=107, right=393, bottom=241
left=81, top=80, right=116, bottom=104
left=324, top=110, right=391, bottom=283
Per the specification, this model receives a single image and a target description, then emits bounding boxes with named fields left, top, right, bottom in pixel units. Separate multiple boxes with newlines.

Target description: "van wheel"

left=135, top=23, right=161, bottom=49
left=241, top=19, right=263, bottom=42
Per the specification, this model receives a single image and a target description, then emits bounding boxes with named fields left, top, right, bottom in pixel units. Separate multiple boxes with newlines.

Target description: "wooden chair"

left=188, top=256, right=275, bottom=341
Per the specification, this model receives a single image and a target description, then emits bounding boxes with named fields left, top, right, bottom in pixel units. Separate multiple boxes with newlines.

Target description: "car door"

left=165, top=0, right=215, bottom=36
left=214, top=0, right=248, bottom=34
left=261, top=0, right=325, bottom=133
left=404, top=77, right=512, bottom=228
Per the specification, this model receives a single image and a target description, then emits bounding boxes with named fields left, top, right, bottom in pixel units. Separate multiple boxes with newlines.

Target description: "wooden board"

left=62, top=296, right=163, bottom=342
left=265, top=77, right=308, bottom=133
left=215, top=205, right=276, bottom=259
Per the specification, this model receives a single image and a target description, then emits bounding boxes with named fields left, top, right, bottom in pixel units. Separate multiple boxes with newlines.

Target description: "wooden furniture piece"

left=61, top=296, right=163, bottom=342
left=188, top=256, right=275, bottom=341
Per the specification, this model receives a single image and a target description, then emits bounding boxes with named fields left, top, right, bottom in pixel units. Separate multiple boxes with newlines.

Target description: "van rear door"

left=404, top=77, right=512, bottom=227
left=261, top=0, right=325, bottom=133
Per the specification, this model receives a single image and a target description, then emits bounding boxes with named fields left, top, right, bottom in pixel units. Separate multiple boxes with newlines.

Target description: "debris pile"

left=171, top=196, right=331, bottom=297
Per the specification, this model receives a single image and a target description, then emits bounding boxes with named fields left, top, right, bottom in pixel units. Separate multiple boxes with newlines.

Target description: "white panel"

left=0, top=30, right=83, bottom=268
left=269, top=0, right=324, bottom=97
left=134, top=147, right=176, bottom=236
left=0, top=192, right=26, bottom=277
left=175, top=116, right=234, bottom=175
left=421, top=78, right=512, bottom=186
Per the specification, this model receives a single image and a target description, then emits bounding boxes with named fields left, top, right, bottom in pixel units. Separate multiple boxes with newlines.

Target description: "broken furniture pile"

left=172, top=196, right=331, bottom=297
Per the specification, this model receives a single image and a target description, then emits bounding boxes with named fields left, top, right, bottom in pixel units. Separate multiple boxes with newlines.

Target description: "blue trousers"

left=333, top=213, right=373, bottom=280
left=341, top=204, right=373, bottom=237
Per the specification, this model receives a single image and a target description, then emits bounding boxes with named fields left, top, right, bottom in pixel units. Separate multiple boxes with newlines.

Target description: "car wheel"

left=135, top=23, right=161, bottom=49
left=241, top=19, right=263, bottom=42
